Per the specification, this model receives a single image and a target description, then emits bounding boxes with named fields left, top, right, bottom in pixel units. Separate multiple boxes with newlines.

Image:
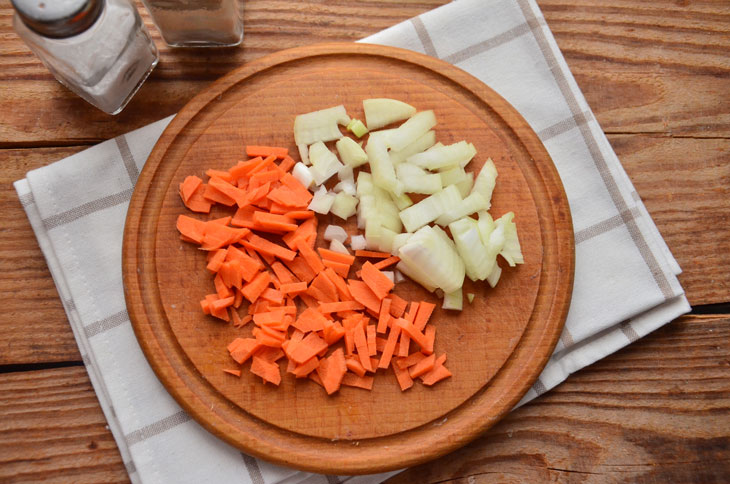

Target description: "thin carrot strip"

left=322, top=259, right=351, bottom=278
left=408, top=353, right=436, bottom=378
left=318, top=248, right=355, bottom=265
left=360, top=261, right=394, bottom=300
left=223, top=368, right=242, bottom=377
left=377, top=298, right=392, bottom=334
left=246, top=145, right=289, bottom=159
left=387, top=294, right=408, bottom=318
left=324, top=268, right=353, bottom=301
left=241, top=271, right=271, bottom=303
left=252, top=211, right=298, bottom=232
left=242, top=234, right=297, bottom=262
left=297, top=239, right=325, bottom=273
left=280, top=281, right=308, bottom=296
left=372, top=256, right=400, bottom=271
left=318, top=300, right=365, bottom=313
left=355, top=250, right=392, bottom=258
left=292, top=356, right=320, bottom=378
left=183, top=186, right=213, bottom=213
left=377, top=325, right=400, bottom=370
left=414, top=301, right=437, bottom=331
left=395, top=317, right=429, bottom=350
left=341, top=373, right=374, bottom=390
left=278, top=155, right=296, bottom=172
left=392, top=361, right=414, bottom=391
left=366, top=324, right=377, bottom=356
left=347, top=280, right=381, bottom=314
left=395, top=352, right=427, bottom=370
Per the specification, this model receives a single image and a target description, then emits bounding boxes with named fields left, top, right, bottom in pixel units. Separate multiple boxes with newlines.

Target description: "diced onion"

left=350, top=234, right=367, bottom=251
left=308, top=186, right=335, bottom=214
left=363, top=98, right=417, bottom=130
left=328, top=238, right=351, bottom=255
left=324, top=224, right=348, bottom=243
left=293, top=104, right=350, bottom=146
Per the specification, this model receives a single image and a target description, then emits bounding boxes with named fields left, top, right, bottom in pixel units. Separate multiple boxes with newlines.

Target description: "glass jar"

left=141, top=0, right=243, bottom=47
left=12, top=0, right=159, bottom=115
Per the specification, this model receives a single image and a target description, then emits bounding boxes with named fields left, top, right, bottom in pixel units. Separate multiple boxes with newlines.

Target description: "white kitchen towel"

left=14, top=0, right=689, bottom=483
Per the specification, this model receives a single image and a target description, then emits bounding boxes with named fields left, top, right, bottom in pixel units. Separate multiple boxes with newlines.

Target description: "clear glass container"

left=12, top=0, right=159, bottom=115
left=141, top=0, right=243, bottom=47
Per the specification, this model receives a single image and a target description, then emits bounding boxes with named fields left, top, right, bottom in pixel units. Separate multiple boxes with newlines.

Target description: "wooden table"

left=1, top=1, right=728, bottom=482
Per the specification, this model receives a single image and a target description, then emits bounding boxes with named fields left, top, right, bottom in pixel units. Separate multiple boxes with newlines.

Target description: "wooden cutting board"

left=122, top=43, right=574, bottom=474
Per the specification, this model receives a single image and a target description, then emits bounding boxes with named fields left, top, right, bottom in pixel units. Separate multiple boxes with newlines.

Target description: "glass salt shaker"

left=11, top=0, right=159, bottom=115
left=141, top=0, right=244, bottom=47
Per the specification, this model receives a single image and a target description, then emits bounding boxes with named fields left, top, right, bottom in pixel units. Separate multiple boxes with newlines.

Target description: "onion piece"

left=363, top=98, right=417, bottom=130
left=308, top=186, right=336, bottom=214
left=350, top=234, right=367, bottom=251
left=386, top=110, right=437, bottom=152
left=328, top=238, right=351, bottom=255
left=398, top=184, right=462, bottom=233
left=308, top=141, right=344, bottom=186
left=324, top=224, right=348, bottom=243
left=407, top=141, right=477, bottom=170
left=293, top=104, right=350, bottom=146
left=336, top=136, right=368, bottom=168
left=330, top=191, right=358, bottom=220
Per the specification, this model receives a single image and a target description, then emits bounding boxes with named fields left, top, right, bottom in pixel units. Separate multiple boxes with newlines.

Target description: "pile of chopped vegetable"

left=176, top=99, right=523, bottom=394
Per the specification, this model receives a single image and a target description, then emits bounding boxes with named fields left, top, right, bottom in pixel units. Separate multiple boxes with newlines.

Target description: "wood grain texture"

left=123, top=42, right=573, bottom=474
left=1, top=315, right=726, bottom=484
left=0, top=147, right=84, bottom=365
left=0, top=366, right=129, bottom=484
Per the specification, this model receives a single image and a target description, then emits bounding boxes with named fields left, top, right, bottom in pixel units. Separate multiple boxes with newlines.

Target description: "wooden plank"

left=541, top=0, right=730, bottom=137
left=0, top=147, right=83, bottom=365
left=1, top=1, right=728, bottom=143
left=611, top=134, right=730, bottom=306
left=1, top=315, right=727, bottom=483
left=0, top=366, right=129, bottom=484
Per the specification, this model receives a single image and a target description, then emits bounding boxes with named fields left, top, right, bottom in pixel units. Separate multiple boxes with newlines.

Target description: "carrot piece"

left=342, top=373, right=374, bottom=390
left=378, top=325, right=401, bottom=370
left=241, top=271, right=271, bottom=303
left=292, top=356, right=320, bottom=378
left=396, top=352, right=428, bottom=370
left=392, top=361, right=414, bottom=391
left=355, top=250, right=392, bottom=258
left=176, top=214, right=207, bottom=244
left=225, top=245, right=261, bottom=282
left=249, top=170, right=284, bottom=190
left=267, top=186, right=308, bottom=209
left=288, top=332, right=329, bottom=364
left=280, top=281, right=308, bottom=296
left=322, top=259, right=351, bottom=278
left=206, top=248, right=228, bottom=272
left=179, top=175, right=203, bottom=203
left=395, top=317, right=429, bottom=350
left=322, top=319, right=346, bottom=345
left=261, top=287, right=284, bottom=305
left=252, top=308, right=286, bottom=326
left=223, top=368, right=242, bottom=377
left=309, top=272, right=338, bottom=303
left=242, top=234, right=296, bottom=262
left=375, top=336, right=388, bottom=353
left=214, top=273, right=233, bottom=298
left=323, top=267, right=353, bottom=301
left=318, top=248, right=356, bottom=266
left=308, top=371, right=323, bottom=387
left=366, top=324, right=377, bottom=356
left=228, top=337, right=260, bottom=364
left=297, top=239, right=325, bottom=273
left=420, top=354, right=450, bottom=385
left=284, top=210, right=315, bottom=220
left=246, top=145, right=289, bottom=159
left=292, top=307, right=328, bottom=333
left=252, top=211, right=298, bottom=232
left=206, top=168, right=234, bottom=182
left=316, top=348, right=347, bottom=395
left=230, top=205, right=259, bottom=228
left=398, top=302, right=420, bottom=357
left=353, top=324, right=373, bottom=372
left=347, top=280, right=381, bottom=314
left=255, top=346, right=285, bottom=363
left=318, top=300, right=365, bottom=314
left=414, top=301, right=436, bottom=331
left=408, top=353, right=436, bottom=378
left=377, top=298, right=392, bottom=333
left=251, top=356, right=281, bottom=385
left=422, top=324, right=436, bottom=355
left=270, top=261, right=298, bottom=284
left=278, top=155, right=296, bottom=173
left=360, top=261, right=394, bottom=300
left=387, top=294, right=408, bottom=318
left=373, top=256, right=400, bottom=271
left=281, top=173, right=314, bottom=204
left=184, top=186, right=214, bottom=213
left=201, top=223, right=248, bottom=251
left=209, top=176, right=248, bottom=207
left=345, top=356, right=367, bottom=377
left=203, top=182, right=237, bottom=206
left=229, top=156, right=263, bottom=178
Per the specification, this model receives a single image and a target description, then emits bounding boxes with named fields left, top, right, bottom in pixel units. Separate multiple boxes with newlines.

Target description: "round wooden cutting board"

left=122, top=43, right=574, bottom=474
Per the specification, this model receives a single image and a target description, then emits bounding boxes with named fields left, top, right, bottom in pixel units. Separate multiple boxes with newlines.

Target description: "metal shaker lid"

left=11, top=0, right=104, bottom=38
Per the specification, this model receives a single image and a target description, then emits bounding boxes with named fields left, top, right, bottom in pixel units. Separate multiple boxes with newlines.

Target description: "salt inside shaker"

left=12, top=0, right=159, bottom=115
left=141, top=0, right=244, bottom=47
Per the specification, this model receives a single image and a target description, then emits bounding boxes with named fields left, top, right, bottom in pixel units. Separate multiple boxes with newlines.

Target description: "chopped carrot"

left=355, top=250, right=392, bottom=258
left=223, top=368, right=242, bottom=377
left=241, top=271, right=271, bottom=303
left=414, top=301, right=436, bottom=331
left=288, top=332, right=329, bottom=365
left=345, top=356, right=367, bottom=378
left=251, top=356, right=281, bottom=385
left=179, top=175, right=203, bottom=203
left=292, top=356, right=320, bottom=378
left=398, top=302, right=420, bottom=357
left=392, top=361, right=414, bottom=391
left=318, top=300, right=365, bottom=313
left=322, top=259, right=351, bottom=278
left=280, top=281, right=308, bottom=296
left=228, top=338, right=260, bottom=364
left=377, top=298, right=392, bottom=333
left=309, top=272, right=338, bottom=303
left=377, top=325, right=400, bottom=370
left=318, top=248, right=356, bottom=265
left=297, top=239, right=325, bottom=273
left=242, top=234, right=296, bottom=262
left=408, top=353, right=436, bottom=378
left=203, top=182, right=237, bottom=206
left=366, top=324, right=377, bottom=356
left=342, top=373, right=374, bottom=390
left=177, top=214, right=207, bottom=244
left=252, top=211, right=298, bottom=232
left=387, top=294, right=408, bottom=318
left=372, top=256, right=400, bottom=271
left=293, top=307, right=328, bottom=333
left=360, top=261, right=394, bottom=300
left=396, top=352, right=427, bottom=370
left=278, top=155, right=296, bottom=173
left=206, top=248, right=228, bottom=272
left=347, top=280, right=381, bottom=314
left=324, top=268, right=352, bottom=301
left=420, top=354, right=450, bottom=385
left=246, top=145, right=289, bottom=159
left=316, top=348, right=347, bottom=395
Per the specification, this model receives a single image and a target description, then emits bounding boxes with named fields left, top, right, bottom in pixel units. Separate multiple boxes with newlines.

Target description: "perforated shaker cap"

left=11, top=0, right=103, bottom=38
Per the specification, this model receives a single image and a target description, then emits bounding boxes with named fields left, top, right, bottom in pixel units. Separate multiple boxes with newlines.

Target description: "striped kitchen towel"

left=14, top=0, right=689, bottom=483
